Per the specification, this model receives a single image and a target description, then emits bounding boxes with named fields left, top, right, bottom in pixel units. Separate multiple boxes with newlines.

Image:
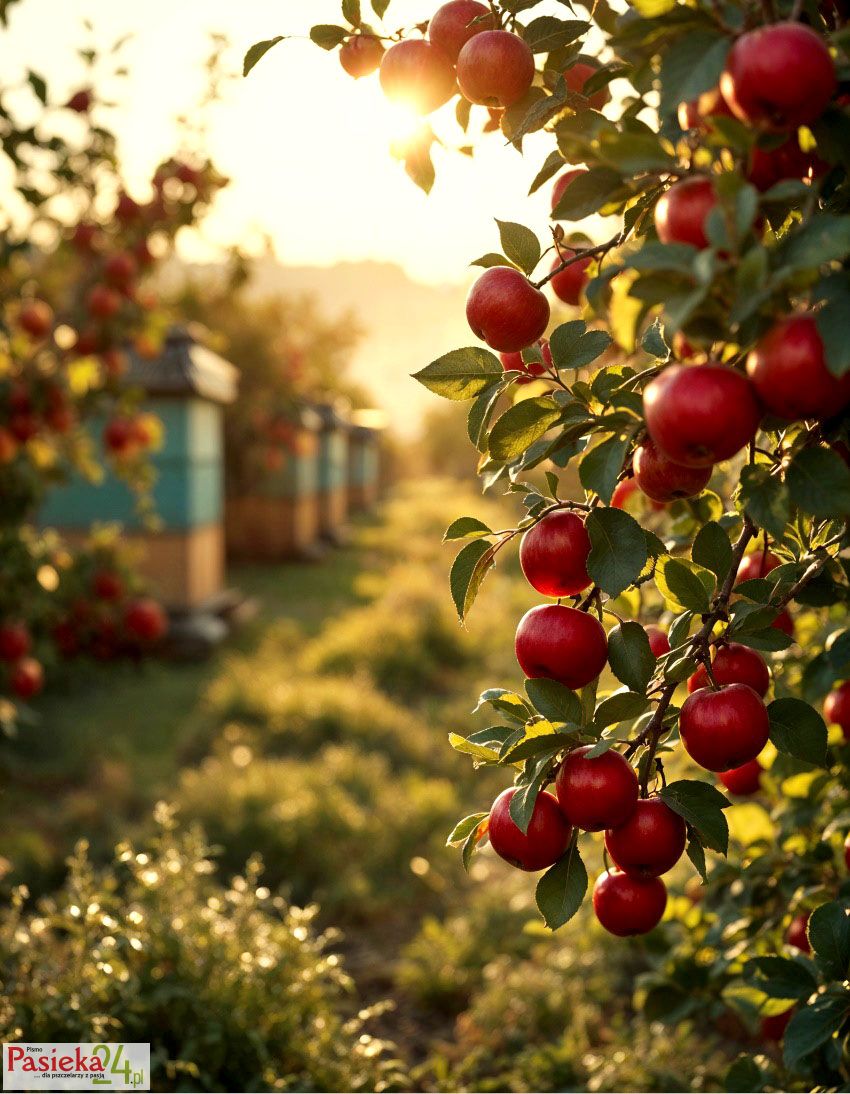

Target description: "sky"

left=0, top=0, right=600, bottom=287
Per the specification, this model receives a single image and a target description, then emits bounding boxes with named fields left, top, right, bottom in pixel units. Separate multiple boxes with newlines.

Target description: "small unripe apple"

left=736, top=548, right=781, bottom=585
left=604, top=798, right=686, bottom=878
left=654, top=177, right=718, bottom=250
left=592, top=869, right=667, bottom=936
left=515, top=604, right=608, bottom=690
left=719, top=758, right=763, bottom=796
left=556, top=745, right=639, bottom=832
left=9, top=656, right=43, bottom=700
left=679, top=683, right=770, bottom=772
left=456, top=30, right=535, bottom=108
left=786, top=912, right=811, bottom=954
left=0, top=622, right=31, bottom=662
left=87, top=284, right=121, bottom=320
left=633, top=437, right=711, bottom=502
left=644, top=364, right=760, bottom=468
left=824, top=681, right=850, bottom=738
left=467, top=267, right=550, bottom=353
left=339, top=34, right=385, bottom=78
left=487, top=787, right=572, bottom=871
left=720, top=23, right=836, bottom=130
left=645, top=625, right=670, bottom=658
left=428, top=1, right=493, bottom=63
left=124, top=598, right=168, bottom=643
left=379, top=40, right=456, bottom=115
left=550, top=251, right=592, bottom=306
left=563, top=60, right=610, bottom=111
left=519, top=510, right=592, bottom=598
left=687, top=642, right=770, bottom=698
left=746, top=315, right=850, bottom=422
left=551, top=168, right=586, bottom=214
left=499, top=339, right=551, bottom=383
left=18, top=299, right=53, bottom=339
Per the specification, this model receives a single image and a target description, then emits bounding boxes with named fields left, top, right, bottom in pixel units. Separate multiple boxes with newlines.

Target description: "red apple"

left=645, top=625, right=670, bottom=658
left=761, top=1008, right=794, bottom=1043
left=633, top=437, right=712, bottom=502
left=0, top=428, right=18, bottom=463
left=550, top=251, right=592, bottom=306
left=604, top=798, right=686, bottom=877
left=556, top=745, right=639, bottom=831
left=467, top=267, right=550, bottom=353
left=679, top=683, right=770, bottom=772
left=563, top=60, right=610, bottom=111
left=124, top=598, right=168, bottom=643
left=0, top=622, right=31, bottom=662
left=499, top=339, right=552, bottom=383
left=687, top=642, right=770, bottom=697
left=339, top=34, right=385, bottom=78
left=487, top=787, right=572, bottom=871
left=65, top=88, right=92, bottom=113
left=103, top=417, right=137, bottom=456
left=18, top=300, right=53, bottom=339
left=104, top=252, right=138, bottom=288
left=736, top=549, right=781, bottom=585
left=9, top=657, right=43, bottom=700
left=611, top=478, right=637, bottom=510
left=746, top=315, right=850, bottom=422
left=519, top=510, right=592, bottom=598
left=844, top=832, right=850, bottom=870
left=719, top=758, right=763, bottom=796
left=115, top=192, right=142, bottom=223
left=515, top=604, right=608, bottom=690
left=593, top=869, right=667, bottom=936
left=677, top=86, right=734, bottom=131
left=747, top=136, right=829, bottom=191
left=379, top=40, right=456, bottom=115
left=9, top=412, right=39, bottom=442
left=87, top=284, right=121, bottom=320
left=786, top=912, right=811, bottom=953
left=721, top=23, right=836, bottom=130
left=654, top=177, right=718, bottom=250
left=551, top=168, right=586, bottom=214
left=92, top=570, right=124, bottom=601
left=428, top=1, right=494, bottom=63
left=825, top=681, right=850, bottom=737
left=644, top=364, right=761, bottom=468
left=456, top=30, right=535, bottom=108
left=772, top=608, right=795, bottom=638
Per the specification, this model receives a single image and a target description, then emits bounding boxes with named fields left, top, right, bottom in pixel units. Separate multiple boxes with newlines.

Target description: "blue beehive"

left=313, top=401, right=350, bottom=543
left=39, top=326, right=239, bottom=610
left=346, top=410, right=384, bottom=512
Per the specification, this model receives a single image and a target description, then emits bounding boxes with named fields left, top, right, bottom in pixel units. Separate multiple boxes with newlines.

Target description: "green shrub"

left=175, top=745, right=461, bottom=920
left=206, top=664, right=444, bottom=772
left=0, top=810, right=408, bottom=1093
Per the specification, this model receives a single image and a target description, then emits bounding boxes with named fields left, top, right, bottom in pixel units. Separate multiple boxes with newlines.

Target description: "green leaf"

left=535, top=841, right=588, bottom=929
left=372, top=0, right=391, bottom=15
left=808, top=901, right=850, bottom=981
left=817, top=291, right=850, bottom=378
left=655, top=556, right=716, bottom=613
left=784, top=992, right=850, bottom=1071
left=443, top=516, right=493, bottom=542
left=446, top=812, right=488, bottom=846
left=470, top=252, right=514, bottom=269
left=724, top=1056, right=762, bottom=1094
left=597, top=129, right=675, bottom=173
left=586, top=507, right=648, bottom=598
left=529, top=149, right=566, bottom=195
left=768, top=697, right=828, bottom=767
left=243, top=35, right=286, bottom=74
left=607, top=621, right=655, bottom=692
left=787, top=448, right=850, bottom=518
left=496, top=219, right=541, bottom=276
left=448, top=732, right=500, bottom=762
left=450, top=540, right=494, bottom=621
left=468, top=384, right=503, bottom=451
left=525, top=678, right=582, bottom=724
left=523, top=15, right=589, bottom=52
left=509, top=756, right=551, bottom=833
left=503, top=731, right=577, bottom=763
left=780, top=214, right=850, bottom=273
left=738, top=464, right=791, bottom=538
left=412, top=347, right=503, bottom=401
left=342, top=0, right=361, bottom=24
left=552, top=166, right=625, bottom=221
left=658, top=33, right=730, bottom=119
left=595, top=689, right=650, bottom=728
left=579, top=435, right=629, bottom=504
left=686, top=835, right=707, bottom=882
left=549, top=322, right=612, bottom=370
left=745, top=956, right=819, bottom=1001
left=660, top=779, right=730, bottom=855
left=488, top=397, right=562, bottom=462
left=692, top=521, right=733, bottom=582
left=27, top=70, right=47, bottom=104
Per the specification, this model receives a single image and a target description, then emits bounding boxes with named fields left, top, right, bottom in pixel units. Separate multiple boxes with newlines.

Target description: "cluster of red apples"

left=483, top=508, right=785, bottom=935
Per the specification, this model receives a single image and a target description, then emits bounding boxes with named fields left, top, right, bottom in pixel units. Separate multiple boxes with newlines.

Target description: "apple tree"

left=250, top=0, right=850, bottom=1083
